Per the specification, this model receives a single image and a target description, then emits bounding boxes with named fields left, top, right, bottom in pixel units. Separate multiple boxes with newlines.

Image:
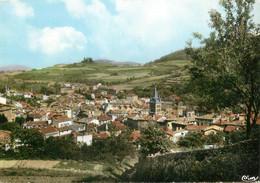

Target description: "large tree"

left=186, top=0, right=259, bottom=138
left=139, top=125, right=173, bottom=157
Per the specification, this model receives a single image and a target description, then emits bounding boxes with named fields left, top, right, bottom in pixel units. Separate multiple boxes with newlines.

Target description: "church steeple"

left=151, top=87, right=161, bottom=103
left=150, top=87, right=162, bottom=115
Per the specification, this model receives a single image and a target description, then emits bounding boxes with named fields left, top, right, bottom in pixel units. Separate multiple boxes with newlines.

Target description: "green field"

left=10, top=58, right=191, bottom=90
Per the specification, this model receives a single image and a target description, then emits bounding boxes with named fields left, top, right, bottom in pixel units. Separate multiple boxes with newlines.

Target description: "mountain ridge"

left=0, top=65, right=31, bottom=72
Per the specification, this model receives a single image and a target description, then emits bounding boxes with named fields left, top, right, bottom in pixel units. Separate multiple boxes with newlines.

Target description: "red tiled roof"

left=55, top=116, right=71, bottom=122
left=109, top=110, right=121, bottom=114
left=141, top=103, right=149, bottom=109
left=214, top=119, right=229, bottom=125
left=165, top=105, right=173, bottom=108
left=224, top=125, right=241, bottom=132
left=39, top=125, right=58, bottom=135
left=154, top=115, right=162, bottom=121
left=170, top=94, right=181, bottom=101
left=29, top=113, right=42, bottom=118
left=185, top=125, right=207, bottom=130
left=143, top=115, right=153, bottom=120
left=88, top=123, right=99, bottom=127
left=98, top=114, right=112, bottom=121
left=111, top=121, right=126, bottom=131
left=115, top=115, right=124, bottom=121
left=57, top=126, right=71, bottom=132
left=25, top=121, right=47, bottom=127
left=127, top=93, right=137, bottom=96
left=93, top=132, right=110, bottom=140
left=127, top=113, right=137, bottom=119
left=172, top=110, right=178, bottom=115
left=165, top=129, right=174, bottom=136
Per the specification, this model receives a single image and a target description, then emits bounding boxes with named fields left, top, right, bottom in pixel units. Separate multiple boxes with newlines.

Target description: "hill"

left=147, top=49, right=190, bottom=65
left=0, top=65, right=31, bottom=72
left=94, top=59, right=141, bottom=66
left=4, top=50, right=192, bottom=92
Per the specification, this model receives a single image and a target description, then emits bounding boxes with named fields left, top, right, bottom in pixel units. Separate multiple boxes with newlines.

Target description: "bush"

left=133, top=140, right=259, bottom=182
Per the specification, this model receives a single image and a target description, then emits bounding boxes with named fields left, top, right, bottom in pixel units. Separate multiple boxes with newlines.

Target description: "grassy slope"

left=10, top=50, right=191, bottom=90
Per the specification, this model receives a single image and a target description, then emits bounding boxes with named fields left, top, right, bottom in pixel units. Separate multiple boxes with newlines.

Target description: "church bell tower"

left=149, top=87, right=162, bottom=115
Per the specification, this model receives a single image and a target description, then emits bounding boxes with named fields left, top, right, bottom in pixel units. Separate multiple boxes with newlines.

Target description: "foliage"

left=81, top=57, right=94, bottom=64
left=150, top=49, right=190, bottom=64
left=15, top=117, right=25, bottom=126
left=44, top=135, right=79, bottom=160
left=177, top=132, right=204, bottom=148
left=45, top=98, right=55, bottom=107
left=12, top=128, right=45, bottom=158
left=0, top=122, right=21, bottom=132
left=186, top=0, right=260, bottom=138
left=0, top=114, right=8, bottom=123
left=139, top=125, right=173, bottom=156
left=81, top=133, right=136, bottom=162
left=133, top=140, right=259, bottom=182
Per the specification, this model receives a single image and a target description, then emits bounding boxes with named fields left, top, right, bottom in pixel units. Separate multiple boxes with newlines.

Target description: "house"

left=97, top=114, right=112, bottom=124
left=125, top=116, right=156, bottom=131
left=93, top=131, right=110, bottom=140
left=107, top=88, right=119, bottom=95
left=23, top=92, right=33, bottom=99
left=183, top=108, right=195, bottom=118
left=110, top=121, right=126, bottom=131
left=27, top=112, right=44, bottom=122
left=224, top=125, right=242, bottom=132
left=203, top=125, right=224, bottom=135
left=34, top=94, right=43, bottom=100
left=185, top=125, right=208, bottom=132
left=107, top=110, right=123, bottom=120
left=39, top=125, right=59, bottom=138
left=166, top=121, right=188, bottom=131
left=0, top=105, right=16, bottom=122
left=86, top=123, right=98, bottom=134
left=169, top=94, right=182, bottom=104
left=195, top=114, right=221, bottom=126
left=71, top=123, right=86, bottom=132
left=126, top=93, right=138, bottom=102
left=0, top=97, right=7, bottom=105
left=58, top=126, right=72, bottom=136
left=172, top=129, right=189, bottom=143
left=53, top=116, right=72, bottom=128
left=23, top=121, right=47, bottom=129
left=77, top=134, right=93, bottom=146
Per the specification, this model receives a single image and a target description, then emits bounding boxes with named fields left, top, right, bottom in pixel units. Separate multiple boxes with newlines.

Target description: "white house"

left=58, top=126, right=72, bottom=136
left=172, top=129, right=189, bottom=143
left=77, top=134, right=93, bottom=146
left=53, top=116, right=72, bottom=128
left=0, top=97, right=7, bottom=105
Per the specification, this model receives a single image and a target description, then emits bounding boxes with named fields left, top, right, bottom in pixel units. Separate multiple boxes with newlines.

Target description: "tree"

left=15, top=117, right=25, bottom=126
left=0, top=114, right=8, bottom=123
left=81, top=57, right=94, bottom=64
left=139, top=125, right=173, bottom=157
left=177, top=132, right=204, bottom=148
left=0, top=122, right=21, bottom=132
left=186, top=0, right=259, bottom=138
left=45, top=135, right=79, bottom=160
left=81, top=133, right=136, bottom=162
left=12, top=128, right=45, bottom=158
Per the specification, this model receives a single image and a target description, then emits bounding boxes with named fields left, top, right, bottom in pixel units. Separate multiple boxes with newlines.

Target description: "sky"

left=0, top=0, right=259, bottom=69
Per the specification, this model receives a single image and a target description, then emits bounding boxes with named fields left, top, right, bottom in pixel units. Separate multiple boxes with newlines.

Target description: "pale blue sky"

left=0, top=0, right=259, bottom=68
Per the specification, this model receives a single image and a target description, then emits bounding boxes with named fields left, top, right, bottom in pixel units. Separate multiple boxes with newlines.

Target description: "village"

left=0, top=82, right=250, bottom=151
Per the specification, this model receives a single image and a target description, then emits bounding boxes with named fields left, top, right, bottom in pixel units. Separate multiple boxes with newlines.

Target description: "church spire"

left=151, top=87, right=161, bottom=103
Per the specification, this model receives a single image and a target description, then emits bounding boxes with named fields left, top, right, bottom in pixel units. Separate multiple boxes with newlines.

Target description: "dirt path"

left=0, top=160, right=60, bottom=169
